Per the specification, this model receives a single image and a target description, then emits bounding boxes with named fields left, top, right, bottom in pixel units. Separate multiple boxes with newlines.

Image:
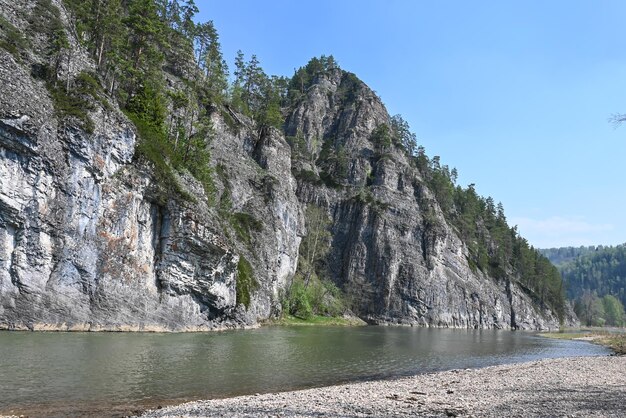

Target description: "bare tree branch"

left=609, top=113, right=626, bottom=128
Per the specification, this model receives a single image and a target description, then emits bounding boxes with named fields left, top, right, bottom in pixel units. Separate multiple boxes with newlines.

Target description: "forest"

left=542, top=245, right=626, bottom=326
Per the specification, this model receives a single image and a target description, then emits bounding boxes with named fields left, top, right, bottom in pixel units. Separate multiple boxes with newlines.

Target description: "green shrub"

left=352, top=188, right=375, bottom=205
left=215, top=163, right=228, bottom=181
left=219, top=106, right=241, bottom=134
left=283, top=276, right=347, bottom=320
left=319, top=171, right=343, bottom=189
left=48, top=83, right=95, bottom=133
left=0, top=16, right=29, bottom=58
left=75, top=71, right=111, bottom=110
left=336, top=71, right=361, bottom=104
left=286, top=134, right=308, bottom=158
left=218, top=186, right=233, bottom=215
left=43, top=71, right=111, bottom=134
left=28, top=0, right=61, bottom=32
left=293, top=168, right=322, bottom=185
left=288, top=280, right=313, bottom=319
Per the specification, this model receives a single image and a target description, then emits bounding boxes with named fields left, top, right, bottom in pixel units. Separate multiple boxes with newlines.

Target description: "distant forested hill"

left=541, top=245, right=626, bottom=325
left=539, top=246, right=598, bottom=268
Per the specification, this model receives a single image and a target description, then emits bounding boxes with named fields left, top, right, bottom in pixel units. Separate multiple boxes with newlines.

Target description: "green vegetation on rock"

left=61, top=0, right=218, bottom=201
left=0, top=0, right=568, bottom=325
left=236, top=256, right=257, bottom=309
left=405, top=128, right=567, bottom=320
left=23, top=1, right=100, bottom=132
left=286, top=55, right=339, bottom=105
left=231, top=50, right=287, bottom=130
left=281, top=55, right=568, bottom=323
left=0, top=15, right=28, bottom=59
left=47, top=75, right=97, bottom=133
left=230, top=212, right=263, bottom=245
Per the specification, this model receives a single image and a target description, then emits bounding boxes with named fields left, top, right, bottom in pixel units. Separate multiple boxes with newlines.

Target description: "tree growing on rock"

left=282, top=204, right=345, bottom=320
left=300, top=205, right=332, bottom=288
left=230, top=50, right=285, bottom=130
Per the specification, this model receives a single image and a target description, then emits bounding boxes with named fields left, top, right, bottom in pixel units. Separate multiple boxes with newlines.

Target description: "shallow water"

left=0, top=326, right=610, bottom=416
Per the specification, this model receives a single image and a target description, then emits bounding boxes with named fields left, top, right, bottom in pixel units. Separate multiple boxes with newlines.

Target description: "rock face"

left=284, top=70, right=563, bottom=330
left=0, top=43, right=241, bottom=330
left=0, top=0, right=565, bottom=331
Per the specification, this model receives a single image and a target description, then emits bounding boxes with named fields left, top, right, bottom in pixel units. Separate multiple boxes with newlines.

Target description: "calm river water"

left=0, top=326, right=610, bottom=416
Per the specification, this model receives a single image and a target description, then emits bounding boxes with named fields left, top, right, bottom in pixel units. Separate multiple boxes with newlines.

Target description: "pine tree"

left=229, top=51, right=283, bottom=129
left=195, top=21, right=228, bottom=101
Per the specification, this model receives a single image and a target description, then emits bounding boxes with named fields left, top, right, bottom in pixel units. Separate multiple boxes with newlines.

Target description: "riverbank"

left=140, top=356, right=625, bottom=417
left=540, top=330, right=626, bottom=355
left=263, top=314, right=367, bottom=327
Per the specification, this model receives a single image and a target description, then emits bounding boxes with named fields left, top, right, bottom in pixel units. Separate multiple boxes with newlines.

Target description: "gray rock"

left=285, top=69, right=567, bottom=330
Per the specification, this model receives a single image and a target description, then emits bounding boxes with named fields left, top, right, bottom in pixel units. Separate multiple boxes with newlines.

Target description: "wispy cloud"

left=509, top=216, right=614, bottom=248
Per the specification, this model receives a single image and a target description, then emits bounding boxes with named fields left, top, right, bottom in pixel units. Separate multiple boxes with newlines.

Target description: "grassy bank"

left=540, top=329, right=626, bottom=355
left=264, top=315, right=367, bottom=327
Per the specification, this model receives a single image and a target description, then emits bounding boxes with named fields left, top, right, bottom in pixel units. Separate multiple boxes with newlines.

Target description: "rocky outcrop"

left=0, top=46, right=225, bottom=330
left=284, top=70, right=564, bottom=330
left=0, top=0, right=301, bottom=331
left=0, top=0, right=567, bottom=331
left=208, top=116, right=303, bottom=321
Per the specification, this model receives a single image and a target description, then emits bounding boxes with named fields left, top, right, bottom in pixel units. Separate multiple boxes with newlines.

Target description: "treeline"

left=540, top=246, right=599, bottom=268
left=544, top=245, right=626, bottom=311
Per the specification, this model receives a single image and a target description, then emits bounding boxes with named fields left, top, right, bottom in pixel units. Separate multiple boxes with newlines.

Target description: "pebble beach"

left=140, top=355, right=626, bottom=417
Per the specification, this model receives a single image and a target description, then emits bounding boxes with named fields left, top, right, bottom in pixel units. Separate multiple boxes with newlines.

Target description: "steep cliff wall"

left=0, top=0, right=568, bottom=331
left=0, top=0, right=302, bottom=330
left=284, top=70, right=565, bottom=330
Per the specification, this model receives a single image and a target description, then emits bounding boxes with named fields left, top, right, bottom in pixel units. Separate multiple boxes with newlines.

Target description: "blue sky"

left=197, top=0, right=626, bottom=249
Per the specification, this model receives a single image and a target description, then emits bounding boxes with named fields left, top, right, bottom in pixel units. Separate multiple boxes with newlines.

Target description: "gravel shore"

left=140, top=356, right=625, bottom=417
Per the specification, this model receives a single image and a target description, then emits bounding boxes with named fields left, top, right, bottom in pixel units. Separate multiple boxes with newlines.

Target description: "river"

left=0, top=326, right=610, bottom=416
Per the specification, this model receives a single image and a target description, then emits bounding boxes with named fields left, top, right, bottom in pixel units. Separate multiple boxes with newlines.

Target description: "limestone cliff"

left=0, top=0, right=569, bottom=331
left=284, top=70, right=568, bottom=329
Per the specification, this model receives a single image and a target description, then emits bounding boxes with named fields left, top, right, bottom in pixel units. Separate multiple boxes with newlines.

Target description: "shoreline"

left=0, top=320, right=559, bottom=333
left=139, top=355, right=626, bottom=418
left=0, top=322, right=262, bottom=333
left=539, top=329, right=626, bottom=355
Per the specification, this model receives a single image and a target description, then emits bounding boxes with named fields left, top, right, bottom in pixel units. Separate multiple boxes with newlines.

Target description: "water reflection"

left=0, top=327, right=610, bottom=415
